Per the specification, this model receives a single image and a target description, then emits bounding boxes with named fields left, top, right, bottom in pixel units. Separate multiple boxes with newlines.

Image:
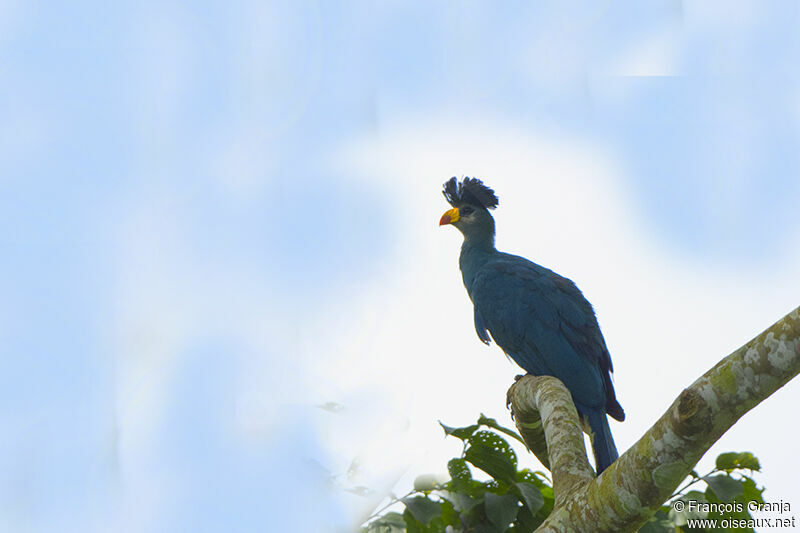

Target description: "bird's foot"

left=507, top=374, right=536, bottom=414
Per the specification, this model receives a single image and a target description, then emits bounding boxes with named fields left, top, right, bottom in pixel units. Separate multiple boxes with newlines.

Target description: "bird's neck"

left=461, top=231, right=496, bottom=253
left=459, top=231, right=496, bottom=290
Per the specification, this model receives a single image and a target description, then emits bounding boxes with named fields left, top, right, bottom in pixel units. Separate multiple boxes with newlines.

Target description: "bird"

left=439, top=176, right=624, bottom=474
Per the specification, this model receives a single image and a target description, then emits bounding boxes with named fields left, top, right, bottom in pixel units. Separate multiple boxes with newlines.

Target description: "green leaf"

left=639, top=509, right=675, bottom=533
left=465, top=430, right=517, bottom=485
left=513, top=506, right=542, bottom=532
left=740, top=475, right=764, bottom=505
left=439, top=421, right=479, bottom=441
left=401, top=496, right=442, bottom=525
left=470, top=525, right=502, bottom=533
left=638, top=520, right=674, bottom=533
left=439, top=499, right=460, bottom=528
left=485, top=492, right=519, bottom=528
left=402, top=508, right=425, bottom=533
left=477, top=413, right=528, bottom=448
left=716, top=451, right=761, bottom=472
left=447, top=458, right=472, bottom=486
left=515, top=473, right=554, bottom=519
left=456, top=494, right=490, bottom=531
left=669, top=490, right=708, bottom=527
left=514, top=481, right=544, bottom=514
left=447, top=491, right=480, bottom=513
left=364, top=512, right=406, bottom=533
left=704, top=474, right=744, bottom=502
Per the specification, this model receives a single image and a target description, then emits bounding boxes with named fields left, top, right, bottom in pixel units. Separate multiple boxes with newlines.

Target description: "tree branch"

left=508, top=376, right=594, bottom=506
left=507, top=305, right=800, bottom=532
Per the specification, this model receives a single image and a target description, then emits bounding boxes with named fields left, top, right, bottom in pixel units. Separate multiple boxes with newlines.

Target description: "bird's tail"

left=584, top=408, right=619, bottom=475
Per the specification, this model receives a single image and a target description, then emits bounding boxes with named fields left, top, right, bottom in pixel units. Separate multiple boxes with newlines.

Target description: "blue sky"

left=2, top=1, right=800, bottom=531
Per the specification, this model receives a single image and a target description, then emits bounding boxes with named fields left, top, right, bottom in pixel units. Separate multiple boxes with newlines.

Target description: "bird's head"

left=439, top=177, right=498, bottom=239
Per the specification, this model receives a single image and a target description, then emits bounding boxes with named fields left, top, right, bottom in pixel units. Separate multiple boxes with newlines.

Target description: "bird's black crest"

left=442, top=177, right=499, bottom=209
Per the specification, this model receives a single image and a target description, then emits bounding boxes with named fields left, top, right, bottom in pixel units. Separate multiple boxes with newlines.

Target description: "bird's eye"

left=461, top=206, right=474, bottom=216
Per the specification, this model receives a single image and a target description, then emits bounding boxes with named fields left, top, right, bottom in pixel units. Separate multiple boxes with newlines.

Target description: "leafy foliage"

left=644, top=451, right=765, bottom=533
left=363, top=415, right=553, bottom=533
left=361, top=417, right=765, bottom=533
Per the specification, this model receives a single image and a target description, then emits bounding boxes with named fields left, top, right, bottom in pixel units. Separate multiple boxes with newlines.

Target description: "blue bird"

left=439, top=177, right=624, bottom=474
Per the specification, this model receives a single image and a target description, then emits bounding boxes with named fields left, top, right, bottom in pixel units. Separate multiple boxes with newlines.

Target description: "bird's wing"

left=470, top=256, right=608, bottom=409
left=473, top=306, right=492, bottom=345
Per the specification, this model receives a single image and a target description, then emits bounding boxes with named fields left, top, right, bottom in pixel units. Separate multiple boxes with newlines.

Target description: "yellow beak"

left=439, top=207, right=460, bottom=226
